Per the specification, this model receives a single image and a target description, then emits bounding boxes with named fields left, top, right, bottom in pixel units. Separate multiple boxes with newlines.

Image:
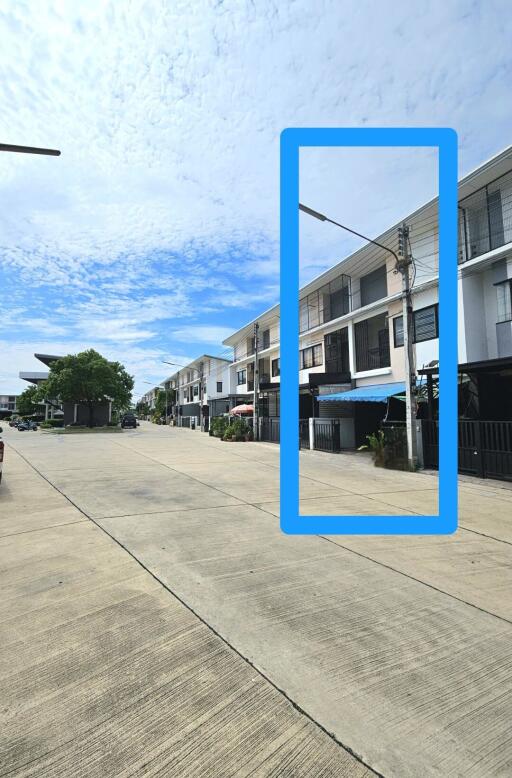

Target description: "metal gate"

left=422, top=420, right=512, bottom=481
left=313, top=419, right=341, bottom=452
left=299, top=419, right=309, bottom=449
left=259, top=417, right=280, bottom=443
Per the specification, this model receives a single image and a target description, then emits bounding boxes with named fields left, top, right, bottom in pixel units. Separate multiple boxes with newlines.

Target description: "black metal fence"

left=256, top=416, right=341, bottom=452
left=422, top=419, right=512, bottom=481
left=381, top=422, right=409, bottom=470
left=312, top=419, right=341, bottom=452
left=299, top=419, right=310, bottom=449
left=259, top=417, right=280, bottom=443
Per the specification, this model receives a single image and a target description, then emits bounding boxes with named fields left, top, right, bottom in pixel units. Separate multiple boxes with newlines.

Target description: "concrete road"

left=2, top=422, right=512, bottom=777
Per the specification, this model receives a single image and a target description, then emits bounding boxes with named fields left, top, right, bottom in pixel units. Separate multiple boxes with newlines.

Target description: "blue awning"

left=317, top=382, right=406, bottom=403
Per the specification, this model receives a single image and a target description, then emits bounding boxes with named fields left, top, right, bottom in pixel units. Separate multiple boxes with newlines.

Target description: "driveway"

left=2, top=421, right=512, bottom=777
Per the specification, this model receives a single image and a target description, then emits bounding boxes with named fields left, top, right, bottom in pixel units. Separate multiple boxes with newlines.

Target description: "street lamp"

left=299, top=203, right=399, bottom=264
left=300, top=203, right=417, bottom=469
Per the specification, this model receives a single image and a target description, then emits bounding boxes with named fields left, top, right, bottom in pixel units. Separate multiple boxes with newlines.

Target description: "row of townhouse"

left=152, top=145, right=512, bottom=477
left=140, top=357, right=238, bottom=427
left=219, top=145, right=512, bottom=462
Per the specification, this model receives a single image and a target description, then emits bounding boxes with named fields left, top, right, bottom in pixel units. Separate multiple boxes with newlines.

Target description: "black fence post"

left=474, top=421, right=484, bottom=478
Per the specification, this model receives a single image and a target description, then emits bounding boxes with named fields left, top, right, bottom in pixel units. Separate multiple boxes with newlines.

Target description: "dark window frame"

left=300, top=343, right=323, bottom=370
left=271, top=357, right=280, bottom=377
left=496, top=279, right=512, bottom=323
left=393, top=303, right=439, bottom=347
left=237, top=369, right=247, bottom=385
left=216, top=381, right=223, bottom=393
left=393, top=315, right=404, bottom=348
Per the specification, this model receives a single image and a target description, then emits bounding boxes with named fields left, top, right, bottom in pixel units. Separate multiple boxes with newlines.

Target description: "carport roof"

left=318, top=382, right=406, bottom=403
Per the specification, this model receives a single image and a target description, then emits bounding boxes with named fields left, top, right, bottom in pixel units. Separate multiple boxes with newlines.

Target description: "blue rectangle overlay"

left=280, top=127, right=458, bottom=534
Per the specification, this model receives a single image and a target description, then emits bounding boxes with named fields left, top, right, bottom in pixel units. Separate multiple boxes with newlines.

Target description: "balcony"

left=299, top=273, right=351, bottom=333
left=459, top=169, right=512, bottom=263
left=354, top=313, right=390, bottom=373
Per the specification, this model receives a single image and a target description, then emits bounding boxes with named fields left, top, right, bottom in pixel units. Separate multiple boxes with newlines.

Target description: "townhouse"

left=457, top=148, right=512, bottom=423
left=162, top=354, right=235, bottom=429
left=222, top=145, right=512, bottom=472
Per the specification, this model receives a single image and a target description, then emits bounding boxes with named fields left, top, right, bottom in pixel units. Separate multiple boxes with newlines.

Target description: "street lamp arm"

left=0, top=143, right=61, bottom=156
left=299, top=203, right=399, bottom=265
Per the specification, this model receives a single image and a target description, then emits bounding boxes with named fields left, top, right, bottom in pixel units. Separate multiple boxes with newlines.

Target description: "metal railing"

left=459, top=169, right=512, bottom=263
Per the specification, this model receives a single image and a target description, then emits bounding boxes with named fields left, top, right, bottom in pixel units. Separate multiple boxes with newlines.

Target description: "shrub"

left=42, top=418, right=64, bottom=428
left=222, top=418, right=251, bottom=442
left=211, top=416, right=228, bottom=438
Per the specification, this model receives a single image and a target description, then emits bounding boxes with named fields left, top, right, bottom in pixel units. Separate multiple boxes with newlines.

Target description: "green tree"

left=16, top=385, right=41, bottom=416
left=136, top=401, right=149, bottom=417
left=154, top=389, right=167, bottom=416
left=39, top=349, right=134, bottom=428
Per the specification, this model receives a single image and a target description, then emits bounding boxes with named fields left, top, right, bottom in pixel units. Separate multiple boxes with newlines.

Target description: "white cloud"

left=169, top=325, right=237, bottom=345
left=1, top=0, right=512, bottom=387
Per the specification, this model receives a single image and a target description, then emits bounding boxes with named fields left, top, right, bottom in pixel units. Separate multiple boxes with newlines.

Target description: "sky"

left=1, top=0, right=512, bottom=399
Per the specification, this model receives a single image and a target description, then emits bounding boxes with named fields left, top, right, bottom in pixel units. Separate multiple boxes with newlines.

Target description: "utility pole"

left=253, top=322, right=259, bottom=441
left=198, top=361, right=204, bottom=431
left=176, top=371, right=180, bottom=426
left=397, top=223, right=418, bottom=470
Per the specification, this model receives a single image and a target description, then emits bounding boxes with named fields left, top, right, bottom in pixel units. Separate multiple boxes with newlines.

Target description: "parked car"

left=0, top=426, right=3, bottom=484
left=120, top=413, right=138, bottom=429
left=18, top=421, right=38, bottom=431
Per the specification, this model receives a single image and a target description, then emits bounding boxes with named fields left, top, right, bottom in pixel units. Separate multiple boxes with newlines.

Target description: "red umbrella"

left=230, top=404, right=253, bottom=416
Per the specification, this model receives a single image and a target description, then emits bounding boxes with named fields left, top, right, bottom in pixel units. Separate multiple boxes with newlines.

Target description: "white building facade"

left=223, top=145, right=512, bottom=448
left=0, top=394, right=18, bottom=417
left=163, top=355, right=234, bottom=429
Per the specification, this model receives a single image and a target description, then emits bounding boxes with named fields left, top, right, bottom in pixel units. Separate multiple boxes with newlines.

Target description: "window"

left=497, top=280, right=512, bottom=323
left=299, top=273, right=350, bottom=332
left=193, top=385, right=198, bottom=397
left=414, top=304, right=438, bottom=342
left=261, top=329, right=270, bottom=349
left=300, top=344, right=323, bottom=370
left=237, top=369, right=246, bottom=385
left=354, top=313, right=390, bottom=372
left=216, top=381, right=223, bottom=392
left=393, top=316, right=404, bottom=347
left=247, top=336, right=255, bottom=356
left=393, top=304, right=439, bottom=346
left=272, top=358, right=280, bottom=377
left=359, top=265, right=387, bottom=307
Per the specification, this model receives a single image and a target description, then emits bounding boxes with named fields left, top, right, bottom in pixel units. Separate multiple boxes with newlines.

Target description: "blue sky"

left=1, top=0, right=512, bottom=399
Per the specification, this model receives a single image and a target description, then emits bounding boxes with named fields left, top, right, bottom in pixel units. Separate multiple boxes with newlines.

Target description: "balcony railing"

left=459, top=169, right=512, bottom=263
left=299, top=273, right=351, bottom=333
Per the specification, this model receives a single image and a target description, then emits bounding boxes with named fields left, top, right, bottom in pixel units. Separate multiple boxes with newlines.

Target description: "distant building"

left=19, top=353, right=112, bottom=425
left=0, top=394, right=18, bottom=418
